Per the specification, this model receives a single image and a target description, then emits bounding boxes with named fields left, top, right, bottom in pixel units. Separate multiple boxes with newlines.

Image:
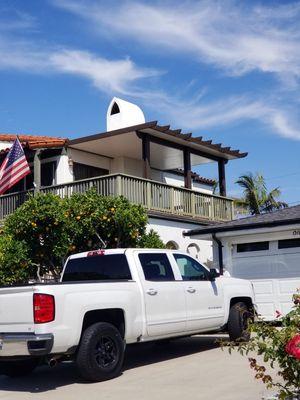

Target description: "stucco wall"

left=148, top=217, right=213, bottom=265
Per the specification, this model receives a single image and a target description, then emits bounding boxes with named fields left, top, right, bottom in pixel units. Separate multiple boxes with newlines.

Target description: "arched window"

left=187, top=243, right=200, bottom=259
left=111, top=102, right=120, bottom=115
left=166, top=241, right=179, bottom=250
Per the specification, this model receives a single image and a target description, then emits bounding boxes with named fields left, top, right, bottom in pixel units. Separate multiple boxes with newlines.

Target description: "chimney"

left=106, top=97, right=145, bottom=131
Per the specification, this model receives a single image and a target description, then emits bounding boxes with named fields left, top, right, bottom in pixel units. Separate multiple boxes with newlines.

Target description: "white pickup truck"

left=0, top=248, right=255, bottom=381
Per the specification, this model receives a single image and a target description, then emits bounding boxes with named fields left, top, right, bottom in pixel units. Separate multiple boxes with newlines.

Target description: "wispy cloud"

left=1, top=2, right=300, bottom=141
left=53, top=0, right=300, bottom=84
left=143, top=93, right=300, bottom=141
left=50, top=50, right=159, bottom=94
left=0, top=5, right=160, bottom=94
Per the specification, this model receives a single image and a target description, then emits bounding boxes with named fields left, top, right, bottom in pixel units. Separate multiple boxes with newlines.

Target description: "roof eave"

left=185, top=218, right=300, bottom=237
left=69, top=120, right=247, bottom=160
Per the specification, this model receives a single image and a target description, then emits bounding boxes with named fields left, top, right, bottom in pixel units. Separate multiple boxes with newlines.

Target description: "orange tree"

left=1, top=190, right=164, bottom=283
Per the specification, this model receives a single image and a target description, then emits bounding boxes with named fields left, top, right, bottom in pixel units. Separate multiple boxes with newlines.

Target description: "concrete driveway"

left=0, top=334, right=277, bottom=400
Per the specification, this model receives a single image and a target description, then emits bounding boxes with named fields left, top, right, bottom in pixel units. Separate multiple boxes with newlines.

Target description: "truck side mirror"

left=209, top=268, right=219, bottom=281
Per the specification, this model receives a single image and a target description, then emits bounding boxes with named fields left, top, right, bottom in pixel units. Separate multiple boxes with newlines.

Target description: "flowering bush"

left=226, top=292, right=300, bottom=399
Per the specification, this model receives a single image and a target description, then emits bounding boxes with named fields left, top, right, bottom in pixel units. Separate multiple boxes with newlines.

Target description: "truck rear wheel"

left=0, top=357, right=40, bottom=378
left=228, top=302, right=251, bottom=342
left=76, top=322, right=124, bottom=382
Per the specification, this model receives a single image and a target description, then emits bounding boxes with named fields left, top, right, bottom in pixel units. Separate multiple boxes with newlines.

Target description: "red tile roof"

left=0, top=134, right=68, bottom=151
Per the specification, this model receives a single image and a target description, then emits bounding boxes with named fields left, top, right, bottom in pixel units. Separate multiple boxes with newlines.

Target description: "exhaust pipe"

left=47, top=355, right=62, bottom=368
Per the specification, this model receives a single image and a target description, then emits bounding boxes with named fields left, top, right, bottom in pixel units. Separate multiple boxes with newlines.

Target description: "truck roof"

left=68, top=248, right=180, bottom=260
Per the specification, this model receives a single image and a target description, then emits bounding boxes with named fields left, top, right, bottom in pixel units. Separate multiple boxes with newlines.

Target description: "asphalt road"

left=0, top=334, right=277, bottom=400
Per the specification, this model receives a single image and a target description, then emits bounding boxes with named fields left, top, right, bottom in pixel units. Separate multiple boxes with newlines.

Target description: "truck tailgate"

left=0, top=286, right=35, bottom=333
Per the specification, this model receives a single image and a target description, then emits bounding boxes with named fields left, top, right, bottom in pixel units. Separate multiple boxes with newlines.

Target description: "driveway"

left=0, top=334, right=277, bottom=400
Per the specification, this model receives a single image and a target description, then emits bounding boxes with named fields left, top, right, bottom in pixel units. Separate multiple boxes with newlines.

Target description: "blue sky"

left=1, top=0, right=300, bottom=203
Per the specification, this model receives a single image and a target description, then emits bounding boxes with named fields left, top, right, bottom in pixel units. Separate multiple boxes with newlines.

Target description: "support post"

left=212, top=233, right=224, bottom=276
left=142, top=133, right=151, bottom=179
left=33, top=150, right=41, bottom=194
left=218, top=159, right=227, bottom=197
left=183, top=149, right=192, bottom=189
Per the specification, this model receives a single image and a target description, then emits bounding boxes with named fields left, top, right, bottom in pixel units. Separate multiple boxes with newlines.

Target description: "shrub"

left=0, top=191, right=165, bottom=284
left=138, top=229, right=166, bottom=248
left=226, top=292, right=300, bottom=399
left=0, top=235, right=34, bottom=285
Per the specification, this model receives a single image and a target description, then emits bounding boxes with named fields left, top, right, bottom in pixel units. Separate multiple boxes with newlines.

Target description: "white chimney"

left=106, top=97, right=145, bottom=131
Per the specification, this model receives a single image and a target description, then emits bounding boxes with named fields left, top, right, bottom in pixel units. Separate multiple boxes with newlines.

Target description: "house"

left=0, top=97, right=247, bottom=264
left=185, top=205, right=300, bottom=320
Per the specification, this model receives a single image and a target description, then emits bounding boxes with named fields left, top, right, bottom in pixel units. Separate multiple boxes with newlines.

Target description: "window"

left=174, top=254, right=209, bottom=281
left=139, top=253, right=175, bottom=281
left=111, top=102, right=120, bottom=115
left=73, top=162, right=109, bottom=181
left=62, top=254, right=132, bottom=282
left=166, top=241, right=179, bottom=250
left=187, top=243, right=200, bottom=259
left=278, top=239, right=300, bottom=249
left=236, top=241, right=269, bottom=253
left=41, top=161, right=56, bottom=187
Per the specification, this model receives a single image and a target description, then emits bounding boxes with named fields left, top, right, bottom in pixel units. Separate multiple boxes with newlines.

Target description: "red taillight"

left=33, top=294, right=55, bottom=324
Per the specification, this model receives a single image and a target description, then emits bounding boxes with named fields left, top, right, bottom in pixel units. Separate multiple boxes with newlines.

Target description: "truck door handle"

left=187, top=287, right=196, bottom=293
left=146, top=289, right=158, bottom=296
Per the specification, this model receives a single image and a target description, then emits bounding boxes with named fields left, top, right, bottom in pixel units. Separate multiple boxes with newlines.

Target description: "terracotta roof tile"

left=0, top=134, right=68, bottom=150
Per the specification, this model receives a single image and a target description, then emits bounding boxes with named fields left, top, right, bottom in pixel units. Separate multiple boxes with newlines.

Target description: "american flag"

left=0, top=137, right=31, bottom=195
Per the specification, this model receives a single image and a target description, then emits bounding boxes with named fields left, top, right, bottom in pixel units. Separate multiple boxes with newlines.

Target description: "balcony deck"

left=0, top=174, right=234, bottom=222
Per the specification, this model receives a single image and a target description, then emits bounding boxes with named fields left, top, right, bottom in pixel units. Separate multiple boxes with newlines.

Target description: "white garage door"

left=231, top=238, right=300, bottom=320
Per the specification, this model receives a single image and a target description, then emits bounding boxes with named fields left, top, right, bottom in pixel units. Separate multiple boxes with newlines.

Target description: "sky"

left=1, top=0, right=300, bottom=204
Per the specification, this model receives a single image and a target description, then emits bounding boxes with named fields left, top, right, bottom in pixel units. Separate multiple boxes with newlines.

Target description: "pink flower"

left=285, top=334, right=300, bottom=360
left=275, top=310, right=282, bottom=318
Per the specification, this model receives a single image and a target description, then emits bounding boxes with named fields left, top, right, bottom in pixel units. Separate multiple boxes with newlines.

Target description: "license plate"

left=0, top=340, right=3, bottom=350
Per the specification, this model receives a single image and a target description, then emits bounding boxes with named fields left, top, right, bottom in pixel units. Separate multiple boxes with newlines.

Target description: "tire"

left=228, top=302, right=251, bottom=342
left=76, top=322, right=125, bottom=382
left=0, top=357, right=40, bottom=378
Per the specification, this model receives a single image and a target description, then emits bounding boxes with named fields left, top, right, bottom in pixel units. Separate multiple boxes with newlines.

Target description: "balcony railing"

left=0, top=174, right=234, bottom=222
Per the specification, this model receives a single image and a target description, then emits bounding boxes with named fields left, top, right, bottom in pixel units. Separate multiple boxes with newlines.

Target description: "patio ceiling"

left=69, top=121, right=247, bottom=169
left=69, top=130, right=212, bottom=170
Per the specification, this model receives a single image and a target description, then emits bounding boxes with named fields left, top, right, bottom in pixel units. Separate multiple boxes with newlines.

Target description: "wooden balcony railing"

left=0, top=174, right=234, bottom=222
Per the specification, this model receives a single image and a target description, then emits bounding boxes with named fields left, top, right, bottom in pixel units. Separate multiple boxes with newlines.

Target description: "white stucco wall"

left=0, top=141, right=12, bottom=151
left=148, top=217, right=213, bottom=265
left=162, top=172, right=213, bottom=194
left=68, top=148, right=111, bottom=172
left=56, top=154, right=74, bottom=184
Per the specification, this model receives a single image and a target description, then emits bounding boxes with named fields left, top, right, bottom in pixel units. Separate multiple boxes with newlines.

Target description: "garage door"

left=231, top=239, right=300, bottom=320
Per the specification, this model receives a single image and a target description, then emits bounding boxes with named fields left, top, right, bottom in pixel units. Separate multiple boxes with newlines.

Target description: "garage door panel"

left=231, top=248, right=300, bottom=320
left=252, top=280, right=273, bottom=295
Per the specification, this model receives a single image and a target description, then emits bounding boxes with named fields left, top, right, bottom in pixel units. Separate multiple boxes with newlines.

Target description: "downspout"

left=212, top=233, right=224, bottom=276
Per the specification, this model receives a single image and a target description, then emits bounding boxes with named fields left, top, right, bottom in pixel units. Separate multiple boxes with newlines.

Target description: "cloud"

left=50, top=50, right=159, bottom=94
left=1, top=2, right=300, bottom=141
left=144, top=93, right=300, bottom=141
left=0, top=39, right=159, bottom=95
left=53, top=0, right=300, bottom=83
left=0, top=6, right=159, bottom=94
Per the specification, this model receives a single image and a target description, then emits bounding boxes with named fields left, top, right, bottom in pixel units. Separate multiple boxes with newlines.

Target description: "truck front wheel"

left=0, top=357, right=40, bottom=377
left=76, top=322, right=125, bottom=382
left=228, top=302, right=251, bottom=342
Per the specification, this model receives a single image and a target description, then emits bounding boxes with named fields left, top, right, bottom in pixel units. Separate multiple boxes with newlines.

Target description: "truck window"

left=138, top=253, right=175, bottom=281
left=174, top=254, right=209, bottom=281
left=62, top=254, right=132, bottom=282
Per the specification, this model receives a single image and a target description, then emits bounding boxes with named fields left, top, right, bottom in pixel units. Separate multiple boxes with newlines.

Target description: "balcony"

left=0, top=174, right=234, bottom=222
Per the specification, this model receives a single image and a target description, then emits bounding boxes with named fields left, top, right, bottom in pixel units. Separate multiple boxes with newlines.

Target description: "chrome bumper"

left=0, top=333, right=53, bottom=357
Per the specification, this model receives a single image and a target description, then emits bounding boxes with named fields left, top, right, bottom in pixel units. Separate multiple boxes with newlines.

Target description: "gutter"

left=212, top=233, right=224, bottom=276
